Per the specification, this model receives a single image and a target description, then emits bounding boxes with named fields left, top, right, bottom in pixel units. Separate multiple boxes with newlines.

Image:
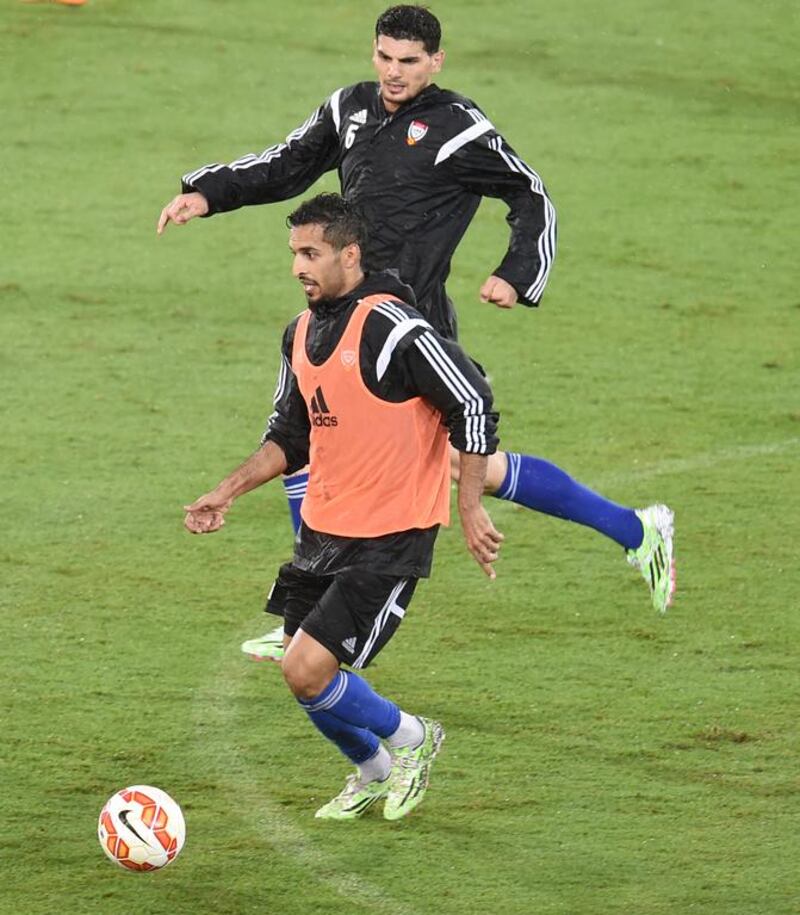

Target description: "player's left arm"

left=365, top=306, right=503, bottom=576
left=456, top=451, right=503, bottom=579
left=438, top=120, right=557, bottom=308
left=405, top=330, right=504, bottom=577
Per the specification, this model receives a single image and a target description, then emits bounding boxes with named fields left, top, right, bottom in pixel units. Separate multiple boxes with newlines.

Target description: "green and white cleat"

left=240, top=624, right=285, bottom=662
left=315, top=774, right=390, bottom=821
left=627, top=504, right=676, bottom=614
left=384, top=717, right=445, bottom=821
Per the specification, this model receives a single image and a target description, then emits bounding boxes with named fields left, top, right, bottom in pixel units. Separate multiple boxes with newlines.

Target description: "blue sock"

left=301, top=707, right=379, bottom=764
left=282, top=471, right=308, bottom=534
left=494, top=453, right=644, bottom=550
left=299, top=670, right=401, bottom=739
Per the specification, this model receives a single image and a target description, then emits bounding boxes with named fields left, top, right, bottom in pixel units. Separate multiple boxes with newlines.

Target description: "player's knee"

left=450, top=449, right=506, bottom=492
left=280, top=654, right=308, bottom=697
left=281, top=653, right=326, bottom=700
left=485, top=451, right=508, bottom=494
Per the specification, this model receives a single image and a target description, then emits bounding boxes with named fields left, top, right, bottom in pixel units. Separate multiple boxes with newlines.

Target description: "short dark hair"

left=286, top=193, right=366, bottom=251
left=375, top=5, right=441, bottom=54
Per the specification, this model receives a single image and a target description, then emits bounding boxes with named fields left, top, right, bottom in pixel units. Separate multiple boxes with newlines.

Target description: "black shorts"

left=281, top=566, right=418, bottom=669
left=264, top=562, right=296, bottom=617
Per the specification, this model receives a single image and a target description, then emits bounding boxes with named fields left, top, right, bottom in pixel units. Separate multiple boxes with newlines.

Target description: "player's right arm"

left=158, top=95, right=341, bottom=234
left=183, top=441, right=289, bottom=533
left=184, top=322, right=309, bottom=533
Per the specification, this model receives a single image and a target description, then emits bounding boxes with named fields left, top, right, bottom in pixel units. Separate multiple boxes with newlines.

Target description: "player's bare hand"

left=183, top=491, right=232, bottom=534
left=479, top=275, right=517, bottom=309
left=458, top=503, right=504, bottom=579
left=157, top=192, right=209, bottom=235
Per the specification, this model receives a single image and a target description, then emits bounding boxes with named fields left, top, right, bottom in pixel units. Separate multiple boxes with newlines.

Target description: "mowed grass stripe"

left=591, top=436, right=800, bottom=488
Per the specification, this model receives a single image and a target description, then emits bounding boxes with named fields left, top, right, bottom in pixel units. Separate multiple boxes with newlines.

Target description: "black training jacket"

left=263, top=270, right=499, bottom=578
left=182, top=82, right=556, bottom=340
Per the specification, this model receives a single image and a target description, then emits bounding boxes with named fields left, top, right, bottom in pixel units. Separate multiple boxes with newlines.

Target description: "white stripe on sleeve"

left=435, top=116, right=495, bottom=166
left=374, top=299, right=409, bottom=325
left=329, top=88, right=343, bottom=133
left=272, top=355, right=289, bottom=404
left=182, top=163, right=225, bottom=185
left=185, top=108, right=326, bottom=183
left=374, top=300, right=489, bottom=452
left=375, top=318, right=430, bottom=380
left=413, top=331, right=487, bottom=453
left=491, top=137, right=556, bottom=301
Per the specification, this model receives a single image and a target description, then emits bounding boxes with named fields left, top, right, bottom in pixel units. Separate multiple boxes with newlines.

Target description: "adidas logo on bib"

left=310, top=385, right=338, bottom=427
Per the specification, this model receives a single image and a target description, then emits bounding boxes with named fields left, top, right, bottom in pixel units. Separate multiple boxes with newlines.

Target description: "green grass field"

left=2, top=1, right=799, bottom=912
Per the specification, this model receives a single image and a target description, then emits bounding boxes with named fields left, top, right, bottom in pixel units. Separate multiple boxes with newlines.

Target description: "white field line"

left=191, top=651, right=419, bottom=915
left=589, top=437, right=800, bottom=490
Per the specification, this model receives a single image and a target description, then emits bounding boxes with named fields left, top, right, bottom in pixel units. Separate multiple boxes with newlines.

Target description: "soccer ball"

left=97, top=785, right=185, bottom=871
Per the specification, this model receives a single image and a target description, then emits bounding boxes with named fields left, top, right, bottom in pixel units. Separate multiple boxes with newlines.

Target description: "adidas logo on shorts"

left=341, top=637, right=357, bottom=654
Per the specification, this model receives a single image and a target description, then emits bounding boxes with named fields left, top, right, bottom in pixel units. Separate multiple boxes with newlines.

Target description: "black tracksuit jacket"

left=182, top=82, right=556, bottom=340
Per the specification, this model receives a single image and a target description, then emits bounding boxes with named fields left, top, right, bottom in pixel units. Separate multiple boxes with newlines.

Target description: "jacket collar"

left=311, top=270, right=417, bottom=316
left=374, top=82, right=441, bottom=120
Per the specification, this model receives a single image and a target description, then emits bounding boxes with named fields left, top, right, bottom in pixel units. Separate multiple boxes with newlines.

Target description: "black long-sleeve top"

left=183, top=82, right=556, bottom=341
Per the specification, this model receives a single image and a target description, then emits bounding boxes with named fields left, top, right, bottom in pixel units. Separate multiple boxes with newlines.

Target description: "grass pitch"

left=2, top=1, right=798, bottom=913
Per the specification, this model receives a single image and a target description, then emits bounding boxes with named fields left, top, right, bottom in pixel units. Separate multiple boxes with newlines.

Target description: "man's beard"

left=308, top=293, right=337, bottom=311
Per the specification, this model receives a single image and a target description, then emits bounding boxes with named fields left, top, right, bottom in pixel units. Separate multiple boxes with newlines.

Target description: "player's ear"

left=431, top=49, right=445, bottom=73
left=343, top=242, right=360, bottom=270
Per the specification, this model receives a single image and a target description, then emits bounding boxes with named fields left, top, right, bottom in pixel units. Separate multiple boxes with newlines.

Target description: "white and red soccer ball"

left=97, top=785, right=185, bottom=871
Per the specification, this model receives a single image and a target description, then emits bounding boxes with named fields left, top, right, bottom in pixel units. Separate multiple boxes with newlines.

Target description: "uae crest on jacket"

left=406, top=120, right=429, bottom=146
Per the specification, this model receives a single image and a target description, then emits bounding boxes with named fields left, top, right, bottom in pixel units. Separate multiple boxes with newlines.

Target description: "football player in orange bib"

left=184, top=193, right=502, bottom=820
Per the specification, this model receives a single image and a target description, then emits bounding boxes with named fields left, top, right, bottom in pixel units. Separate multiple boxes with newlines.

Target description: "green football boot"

left=240, top=624, right=285, bottom=663
left=315, top=774, right=390, bottom=821
left=383, top=717, right=445, bottom=821
left=627, top=504, right=676, bottom=614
